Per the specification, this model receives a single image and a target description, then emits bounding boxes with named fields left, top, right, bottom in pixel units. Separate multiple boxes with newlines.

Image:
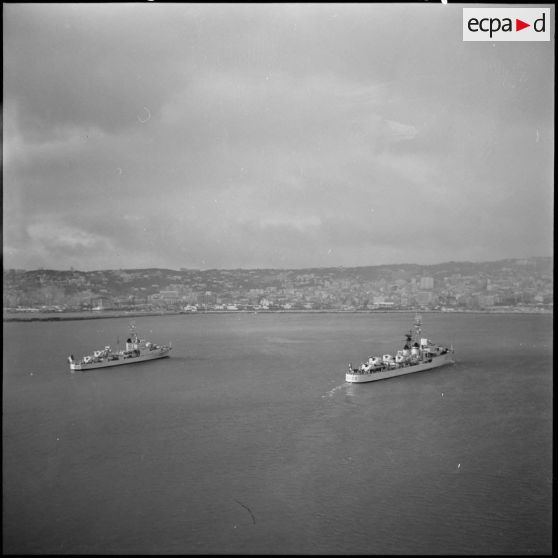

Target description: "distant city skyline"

left=3, top=3, right=554, bottom=271
left=4, top=256, right=553, bottom=313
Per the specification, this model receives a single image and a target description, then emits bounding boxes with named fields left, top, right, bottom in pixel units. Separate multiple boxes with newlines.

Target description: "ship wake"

left=323, top=383, right=350, bottom=398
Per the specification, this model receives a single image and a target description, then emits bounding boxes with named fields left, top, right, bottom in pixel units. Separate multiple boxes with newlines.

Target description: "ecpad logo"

left=463, top=8, right=550, bottom=41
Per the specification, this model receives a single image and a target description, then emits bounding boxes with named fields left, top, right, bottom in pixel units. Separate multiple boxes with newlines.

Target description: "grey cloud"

left=3, top=3, right=553, bottom=270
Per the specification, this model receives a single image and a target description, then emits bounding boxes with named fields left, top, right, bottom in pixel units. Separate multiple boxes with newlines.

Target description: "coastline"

left=3, top=308, right=552, bottom=322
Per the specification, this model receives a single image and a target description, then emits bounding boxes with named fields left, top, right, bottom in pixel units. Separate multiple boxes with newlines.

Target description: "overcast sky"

left=3, top=3, right=554, bottom=271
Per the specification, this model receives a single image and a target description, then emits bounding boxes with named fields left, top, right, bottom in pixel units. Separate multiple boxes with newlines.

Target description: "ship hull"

left=345, top=353, right=455, bottom=383
left=70, top=351, right=170, bottom=371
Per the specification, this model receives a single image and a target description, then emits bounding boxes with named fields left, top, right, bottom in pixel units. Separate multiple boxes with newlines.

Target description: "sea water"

left=2, top=312, right=552, bottom=554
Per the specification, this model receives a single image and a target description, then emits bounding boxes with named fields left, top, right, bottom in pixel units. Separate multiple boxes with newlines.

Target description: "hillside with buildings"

left=3, top=257, right=553, bottom=314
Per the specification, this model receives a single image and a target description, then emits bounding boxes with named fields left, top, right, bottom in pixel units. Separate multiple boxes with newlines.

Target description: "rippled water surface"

left=3, top=312, right=552, bottom=554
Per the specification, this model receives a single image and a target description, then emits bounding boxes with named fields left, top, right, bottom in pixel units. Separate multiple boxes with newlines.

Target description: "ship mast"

left=413, top=313, right=422, bottom=344
left=129, top=320, right=138, bottom=342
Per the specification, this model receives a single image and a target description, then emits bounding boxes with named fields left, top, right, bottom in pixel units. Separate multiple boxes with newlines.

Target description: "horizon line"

left=4, top=255, right=552, bottom=274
